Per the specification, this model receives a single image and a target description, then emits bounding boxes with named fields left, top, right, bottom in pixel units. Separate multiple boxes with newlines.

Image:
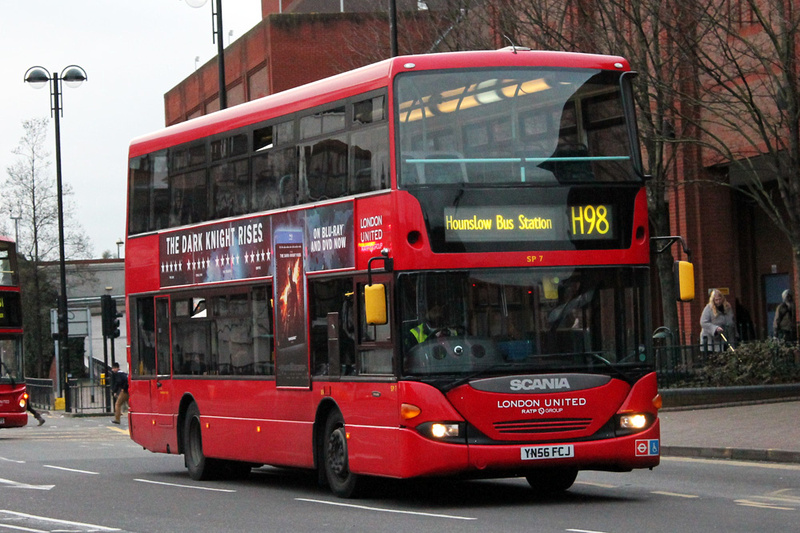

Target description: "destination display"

left=443, top=204, right=615, bottom=243
left=0, top=292, right=21, bottom=328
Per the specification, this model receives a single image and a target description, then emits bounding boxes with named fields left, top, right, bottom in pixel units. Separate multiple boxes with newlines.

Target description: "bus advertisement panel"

left=125, top=49, right=692, bottom=497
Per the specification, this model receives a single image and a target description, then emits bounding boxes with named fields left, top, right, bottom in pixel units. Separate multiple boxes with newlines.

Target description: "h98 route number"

left=570, top=205, right=611, bottom=237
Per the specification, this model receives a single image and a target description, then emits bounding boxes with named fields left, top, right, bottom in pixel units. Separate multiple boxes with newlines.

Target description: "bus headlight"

left=619, top=414, right=648, bottom=429
left=431, top=423, right=460, bottom=438
left=616, top=413, right=653, bottom=436
left=19, top=398, right=27, bottom=409
left=417, top=422, right=465, bottom=442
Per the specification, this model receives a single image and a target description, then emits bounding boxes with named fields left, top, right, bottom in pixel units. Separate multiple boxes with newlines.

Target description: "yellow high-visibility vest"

left=410, top=323, right=427, bottom=343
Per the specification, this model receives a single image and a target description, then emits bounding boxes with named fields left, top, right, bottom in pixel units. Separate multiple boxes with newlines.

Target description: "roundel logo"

left=635, top=439, right=659, bottom=456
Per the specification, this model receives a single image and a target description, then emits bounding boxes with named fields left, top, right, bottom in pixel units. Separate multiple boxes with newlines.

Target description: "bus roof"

left=129, top=48, right=629, bottom=158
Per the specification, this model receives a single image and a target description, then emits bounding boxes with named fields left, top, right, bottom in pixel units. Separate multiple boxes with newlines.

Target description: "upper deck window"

left=301, top=106, right=346, bottom=140
left=396, top=68, right=640, bottom=187
left=0, top=245, right=16, bottom=287
left=353, top=96, right=385, bottom=125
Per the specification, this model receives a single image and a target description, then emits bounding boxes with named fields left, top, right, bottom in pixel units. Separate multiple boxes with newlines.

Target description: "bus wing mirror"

left=674, top=261, right=695, bottom=302
left=364, top=283, right=388, bottom=325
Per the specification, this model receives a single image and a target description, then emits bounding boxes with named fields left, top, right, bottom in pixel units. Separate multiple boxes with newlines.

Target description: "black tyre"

left=525, top=468, right=578, bottom=495
left=221, top=460, right=253, bottom=480
left=323, top=410, right=361, bottom=498
left=184, top=403, right=222, bottom=480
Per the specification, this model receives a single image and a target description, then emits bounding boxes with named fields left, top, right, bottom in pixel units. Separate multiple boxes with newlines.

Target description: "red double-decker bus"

left=0, top=237, right=28, bottom=429
left=126, top=49, right=693, bottom=497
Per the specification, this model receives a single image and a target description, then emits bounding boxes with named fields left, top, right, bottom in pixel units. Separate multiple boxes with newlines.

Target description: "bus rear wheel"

left=525, top=468, right=578, bottom=495
left=323, top=410, right=361, bottom=498
left=184, top=403, right=252, bottom=481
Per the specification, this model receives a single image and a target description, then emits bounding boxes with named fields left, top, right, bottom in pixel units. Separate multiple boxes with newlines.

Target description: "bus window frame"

left=355, top=273, right=394, bottom=377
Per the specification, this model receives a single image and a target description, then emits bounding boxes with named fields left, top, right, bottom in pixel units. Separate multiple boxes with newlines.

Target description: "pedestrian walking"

left=773, top=290, right=796, bottom=342
left=110, top=362, right=128, bottom=425
left=700, top=289, right=736, bottom=352
left=27, top=402, right=45, bottom=426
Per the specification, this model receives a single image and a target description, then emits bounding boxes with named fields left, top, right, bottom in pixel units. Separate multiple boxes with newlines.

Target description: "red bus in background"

left=0, top=237, right=28, bottom=429
left=125, top=49, right=693, bottom=497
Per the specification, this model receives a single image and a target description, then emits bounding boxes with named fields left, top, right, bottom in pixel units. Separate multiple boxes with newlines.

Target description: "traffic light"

left=101, top=295, right=122, bottom=338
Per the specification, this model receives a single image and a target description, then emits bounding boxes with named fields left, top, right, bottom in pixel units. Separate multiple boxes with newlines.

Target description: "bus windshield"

left=0, top=338, right=22, bottom=383
left=399, top=267, right=650, bottom=385
left=396, top=68, right=638, bottom=186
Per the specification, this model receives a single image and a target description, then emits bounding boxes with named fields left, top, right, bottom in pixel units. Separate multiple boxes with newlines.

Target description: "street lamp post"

left=186, top=0, right=227, bottom=110
left=10, top=213, right=21, bottom=246
left=24, top=65, right=87, bottom=414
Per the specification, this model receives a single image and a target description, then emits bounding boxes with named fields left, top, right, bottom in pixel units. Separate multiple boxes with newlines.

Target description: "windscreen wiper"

left=0, top=361, right=15, bottom=387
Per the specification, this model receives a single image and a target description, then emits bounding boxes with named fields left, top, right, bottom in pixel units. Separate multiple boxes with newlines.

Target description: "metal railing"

left=654, top=343, right=709, bottom=388
left=655, top=335, right=800, bottom=389
left=25, top=378, right=56, bottom=410
left=68, top=379, right=113, bottom=414
left=25, top=378, right=112, bottom=414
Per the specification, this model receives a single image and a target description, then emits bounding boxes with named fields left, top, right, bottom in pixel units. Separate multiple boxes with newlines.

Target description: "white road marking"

left=0, top=478, right=54, bottom=491
left=0, top=510, right=120, bottom=531
left=43, top=465, right=98, bottom=475
left=296, top=498, right=477, bottom=520
left=0, top=522, right=46, bottom=532
left=651, top=490, right=700, bottom=499
left=575, top=481, right=617, bottom=489
left=734, top=499, right=794, bottom=511
left=134, top=478, right=236, bottom=492
left=662, top=456, right=800, bottom=471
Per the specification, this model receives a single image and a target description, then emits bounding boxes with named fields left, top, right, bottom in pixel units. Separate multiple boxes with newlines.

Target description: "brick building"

left=165, top=0, right=425, bottom=125
left=163, top=1, right=797, bottom=343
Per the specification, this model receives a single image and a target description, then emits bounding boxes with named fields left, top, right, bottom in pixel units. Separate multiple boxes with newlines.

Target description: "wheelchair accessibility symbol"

left=635, top=439, right=659, bottom=456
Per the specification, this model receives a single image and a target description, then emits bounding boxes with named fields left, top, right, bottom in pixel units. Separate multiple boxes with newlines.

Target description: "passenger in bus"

left=340, top=292, right=356, bottom=374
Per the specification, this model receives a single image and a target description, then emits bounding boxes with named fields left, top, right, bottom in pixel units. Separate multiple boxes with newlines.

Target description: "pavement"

left=660, top=399, right=800, bottom=463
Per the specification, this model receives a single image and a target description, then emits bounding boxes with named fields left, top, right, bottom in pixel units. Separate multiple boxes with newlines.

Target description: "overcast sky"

left=1, top=0, right=263, bottom=257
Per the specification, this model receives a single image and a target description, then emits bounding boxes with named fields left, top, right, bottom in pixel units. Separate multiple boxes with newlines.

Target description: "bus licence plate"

left=520, top=445, right=574, bottom=460
left=0, top=418, right=4, bottom=425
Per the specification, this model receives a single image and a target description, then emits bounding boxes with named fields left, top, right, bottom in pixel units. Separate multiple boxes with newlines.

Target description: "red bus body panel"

left=130, top=372, right=660, bottom=477
left=0, top=383, right=28, bottom=428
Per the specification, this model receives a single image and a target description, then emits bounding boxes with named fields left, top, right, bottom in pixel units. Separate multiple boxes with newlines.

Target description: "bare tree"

left=2, top=118, right=93, bottom=377
left=671, top=0, right=800, bottom=301
left=4, top=118, right=92, bottom=261
left=432, top=0, right=691, bottom=335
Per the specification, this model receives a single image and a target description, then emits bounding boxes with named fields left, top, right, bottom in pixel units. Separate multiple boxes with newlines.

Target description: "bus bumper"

left=364, top=419, right=660, bottom=479
left=466, top=420, right=661, bottom=474
left=0, top=412, right=28, bottom=428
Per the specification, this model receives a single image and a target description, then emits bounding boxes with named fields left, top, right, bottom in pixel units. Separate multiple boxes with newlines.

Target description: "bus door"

left=346, top=274, right=398, bottom=475
left=153, top=296, right=174, bottom=428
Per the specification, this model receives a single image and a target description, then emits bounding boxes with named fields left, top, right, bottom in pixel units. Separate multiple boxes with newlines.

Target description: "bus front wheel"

left=525, top=468, right=578, bottom=495
left=323, top=410, right=361, bottom=498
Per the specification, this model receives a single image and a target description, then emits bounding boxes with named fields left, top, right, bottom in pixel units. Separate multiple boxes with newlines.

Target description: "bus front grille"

left=494, top=418, right=592, bottom=434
